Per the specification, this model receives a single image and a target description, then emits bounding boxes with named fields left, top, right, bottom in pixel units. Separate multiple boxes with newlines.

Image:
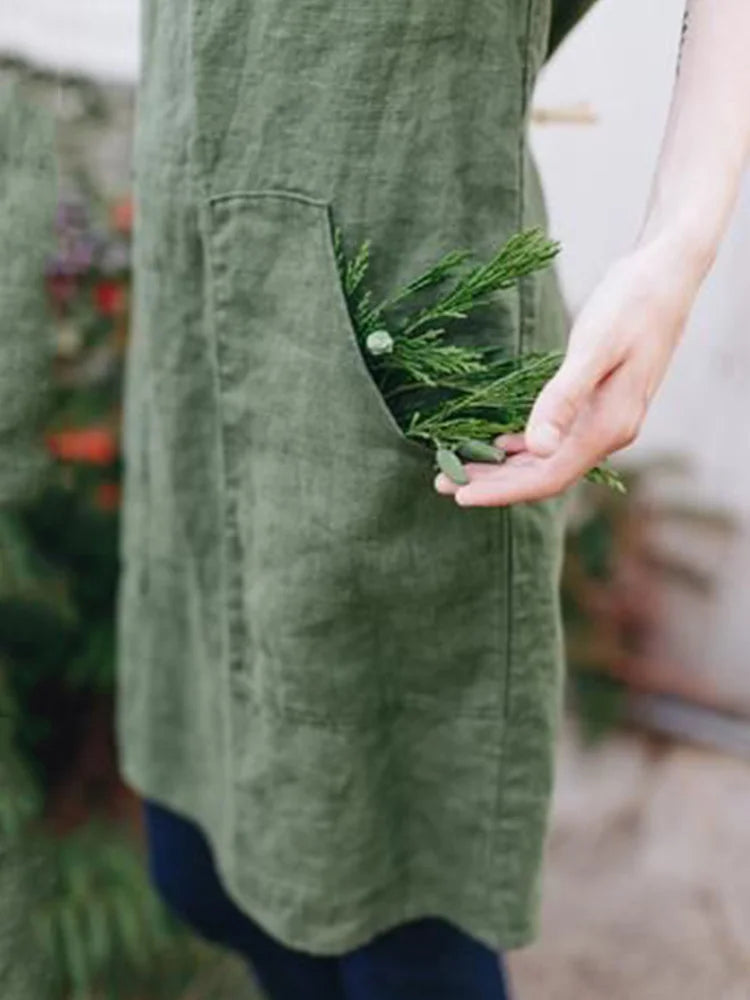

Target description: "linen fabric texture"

left=117, top=0, right=573, bottom=955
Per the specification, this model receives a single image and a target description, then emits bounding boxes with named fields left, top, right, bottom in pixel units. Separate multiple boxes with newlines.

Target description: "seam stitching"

left=209, top=189, right=329, bottom=209
left=488, top=0, right=540, bottom=923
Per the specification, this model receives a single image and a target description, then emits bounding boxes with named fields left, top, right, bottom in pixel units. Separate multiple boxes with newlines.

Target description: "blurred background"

left=1, top=1, right=749, bottom=998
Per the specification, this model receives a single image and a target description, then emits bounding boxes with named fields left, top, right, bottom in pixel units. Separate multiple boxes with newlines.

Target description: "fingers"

left=524, top=349, right=606, bottom=457
left=452, top=446, right=578, bottom=507
left=493, top=433, right=526, bottom=454
left=434, top=459, right=506, bottom=495
left=435, top=365, right=643, bottom=507
left=434, top=433, right=528, bottom=495
left=434, top=449, right=559, bottom=503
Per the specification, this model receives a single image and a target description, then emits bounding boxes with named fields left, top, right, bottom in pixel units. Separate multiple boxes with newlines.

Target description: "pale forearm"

left=638, top=0, right=750, bottom=276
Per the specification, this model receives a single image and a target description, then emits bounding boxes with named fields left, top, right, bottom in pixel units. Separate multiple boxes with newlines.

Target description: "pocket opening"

left=207, top=188, right=429, bottom=463
left=318, top=202, right=431, bottom=462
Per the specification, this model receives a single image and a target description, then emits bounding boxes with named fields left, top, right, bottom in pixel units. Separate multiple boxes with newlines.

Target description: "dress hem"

left=121, top=760, right=540, bottom=957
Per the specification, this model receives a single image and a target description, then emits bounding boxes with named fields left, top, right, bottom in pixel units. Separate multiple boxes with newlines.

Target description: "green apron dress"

left=117, top=0, right=584, bottom=954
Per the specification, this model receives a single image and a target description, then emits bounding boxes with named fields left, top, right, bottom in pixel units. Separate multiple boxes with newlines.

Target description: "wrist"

left=634, top=214, right=719, bottom=286
left=635, top=164, right=743, bottom=284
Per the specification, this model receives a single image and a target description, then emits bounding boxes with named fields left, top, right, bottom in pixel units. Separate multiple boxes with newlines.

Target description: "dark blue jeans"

left=144, top=800, right=513, bottom=1000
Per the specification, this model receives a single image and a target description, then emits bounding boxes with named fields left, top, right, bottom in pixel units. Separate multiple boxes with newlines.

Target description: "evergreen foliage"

left=0, top=191, right=206, bottom=999
left=335, top=227, right=625, bottom=493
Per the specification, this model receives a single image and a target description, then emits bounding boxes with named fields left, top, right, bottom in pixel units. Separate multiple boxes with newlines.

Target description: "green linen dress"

left=117, top=0, right=588, bottom=955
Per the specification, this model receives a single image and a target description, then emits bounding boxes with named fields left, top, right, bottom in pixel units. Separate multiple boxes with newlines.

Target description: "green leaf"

left=335, top=231, right=623, bottom=497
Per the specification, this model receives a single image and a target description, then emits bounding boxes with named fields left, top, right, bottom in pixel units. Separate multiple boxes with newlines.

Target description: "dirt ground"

left=187, top=720, right=750, bottom=1000
left=508, top=721, right=750, bottom=1000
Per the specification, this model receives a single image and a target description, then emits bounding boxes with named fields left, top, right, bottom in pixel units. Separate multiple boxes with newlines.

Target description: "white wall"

left=533, top=0, right=750, bottom=708
left=0, top=0, right=139, bottom=83
left=533, top=0, right=682, bottom=308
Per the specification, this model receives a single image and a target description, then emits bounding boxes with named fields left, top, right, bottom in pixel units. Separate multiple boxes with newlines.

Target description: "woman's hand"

left=435, top=232, right=709, bottom=507
left=437, top=0, right=750, bottom=508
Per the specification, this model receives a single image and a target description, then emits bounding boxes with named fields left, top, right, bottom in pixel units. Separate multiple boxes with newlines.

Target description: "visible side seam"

left=195, top=193, right=239, bottom=877
left=488, top=0, right=540, bottom=935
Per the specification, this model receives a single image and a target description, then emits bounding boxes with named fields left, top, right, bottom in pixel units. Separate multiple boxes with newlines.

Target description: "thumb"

left=525, top=353, right=601, bottom=457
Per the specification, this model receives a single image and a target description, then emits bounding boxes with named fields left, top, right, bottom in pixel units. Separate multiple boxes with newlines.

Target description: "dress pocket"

left=205, top=190, right=439, bottom=721
left=208, top=190, right=426, bottom=460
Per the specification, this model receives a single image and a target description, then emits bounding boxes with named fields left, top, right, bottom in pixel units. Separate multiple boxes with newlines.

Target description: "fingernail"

left=530, top=423, right=561, bottom=456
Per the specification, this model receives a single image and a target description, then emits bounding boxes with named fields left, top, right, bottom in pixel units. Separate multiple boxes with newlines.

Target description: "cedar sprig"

left=378, top=248, right=475, bottom=310
left=399, top=229, right=561, bottom=337
left=381, top=330, right=486, bottom=387
left=334, top=226, right=625, bottom=494
left=405, top=351, right=565, bottom=445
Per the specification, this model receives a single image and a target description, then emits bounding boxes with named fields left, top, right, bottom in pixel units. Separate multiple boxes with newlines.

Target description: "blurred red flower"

left=93, top=279, right=126, bottom=317
left=46, top=427, right=118, bottom=466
